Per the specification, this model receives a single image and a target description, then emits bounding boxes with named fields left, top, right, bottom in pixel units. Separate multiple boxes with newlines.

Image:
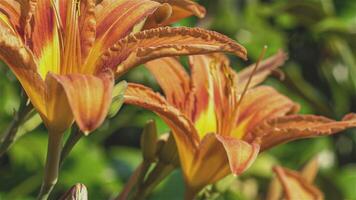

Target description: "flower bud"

left=60, top=183, right=88, bottom=200
left=158, top=133, right=180, bottom=167
left=140, top=120, right=158, bottom=162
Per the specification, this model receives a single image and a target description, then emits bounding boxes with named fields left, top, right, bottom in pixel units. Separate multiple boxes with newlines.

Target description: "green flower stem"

left=0, top=102, right=33, bottom=157
left=136, top=161, right=151, bottom=189
left=59, top=125, right=82, bottom=166
left=37, top=132, right=63, bottom=200
left=116, top=162, right=145, bottom=200
left=132, top=161, right=175, bottom=200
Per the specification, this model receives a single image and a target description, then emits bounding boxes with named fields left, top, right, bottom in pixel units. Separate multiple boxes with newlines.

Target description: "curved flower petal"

left=273, top=166, right=324, bottom=200
left=94, top=0, right=163, bottom=50
left=124, top=83, right=198, bottom=171
left=216, top=135, right=260, bottom=175
left=80, top=0, right=166, bottom=74
left=0, top=0, right=22, bottom=34
left=30, top=0, right=61, bottom=79
left=44, top=73, right=74, bottom=134
left=301, top=158, right=319, bottom=183
left=253, top=113, right=356, bottom=150
left=187, top=54, right=235, bottom=138
left=186, top=134, right=259, bottom=193
left=187, top=54, right=241, bottom=138
left=237, top=50, right=288, bottom=92
left=187, top=55, right=217, bottom=129
left=46, top=72, right=114, bottom=134
left=185, top=133, right=230, bottom=193
left=145, top=0, right=206, bottom=28
left=232, top=86, right=299, bottom=140
left=97, top=26, right=247, bottom=76
left=0, top=20, right=46, bottom=115
left=267, top=158, right=320, bottom=200
left=145, top=57, right=190, bottom=110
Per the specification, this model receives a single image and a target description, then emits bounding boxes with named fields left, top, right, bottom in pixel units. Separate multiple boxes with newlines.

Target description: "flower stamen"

left=236, top=45, right=267, bottom=108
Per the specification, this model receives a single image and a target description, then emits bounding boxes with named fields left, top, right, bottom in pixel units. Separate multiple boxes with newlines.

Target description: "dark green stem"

left=136, top=161, right=151, bottom=189
left=116, top=162, right=144, bottom=200
left=0, top=101, right=33, bottom=157
left=37, top=132, right=63, bottom=200
left=59, top=125, right=82, bottom=166
left=132, top=162, right=175, bottom=200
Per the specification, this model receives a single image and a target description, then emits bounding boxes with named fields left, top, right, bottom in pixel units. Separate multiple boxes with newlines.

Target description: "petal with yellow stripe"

left=30, top=0, right=61, bottom=79
left=188, top=55, right=217, bottom=138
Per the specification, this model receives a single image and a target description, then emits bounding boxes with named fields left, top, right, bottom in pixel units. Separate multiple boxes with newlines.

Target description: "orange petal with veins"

left=0, top=0, right=22, bottom=34
left=253, top=113, right=356, bottom=150
left=145, top=57, right=190, bottom=110
left=95, top=0, right=162, bottom=50
left=124, top=83, right=198, bottom=172
left=232, top=86, right=299, bottom=140
left=186, top=134, right=259, bottom=194
left=46, top=72, right=114, bottom=134
left=216, top=135, right=260, bottom=175
left=0, top=19, right=46, bottom=116
left=97, top=26, right=247, bottom=76
left=273, top=166, right=324, bottom=200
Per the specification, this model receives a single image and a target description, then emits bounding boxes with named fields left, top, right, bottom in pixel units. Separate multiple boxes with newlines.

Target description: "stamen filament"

left=50, top=0, right=64, bottom=52
left=237, top=45, right=268, bottom=107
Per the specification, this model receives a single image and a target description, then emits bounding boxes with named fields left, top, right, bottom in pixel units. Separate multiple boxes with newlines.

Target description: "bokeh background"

left=1, top=0, right=356, bottom=199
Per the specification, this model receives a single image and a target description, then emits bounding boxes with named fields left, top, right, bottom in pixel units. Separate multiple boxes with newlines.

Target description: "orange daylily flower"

left=124, top=52, right=356, bottom=199
left=268, top=159, right=323, bottom=200
left=0, top=0, right=245, bottom=135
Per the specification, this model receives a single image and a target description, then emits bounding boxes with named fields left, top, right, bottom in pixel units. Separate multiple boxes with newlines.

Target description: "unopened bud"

left=158, top=133, right=180, bottom=167
left=141, top=120, right=158, bottom=162
left=60, top=183, right=88, bottom=200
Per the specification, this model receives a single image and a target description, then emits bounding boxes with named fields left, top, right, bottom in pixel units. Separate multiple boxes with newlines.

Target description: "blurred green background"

left=1, top=0, right=356, bottom=199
